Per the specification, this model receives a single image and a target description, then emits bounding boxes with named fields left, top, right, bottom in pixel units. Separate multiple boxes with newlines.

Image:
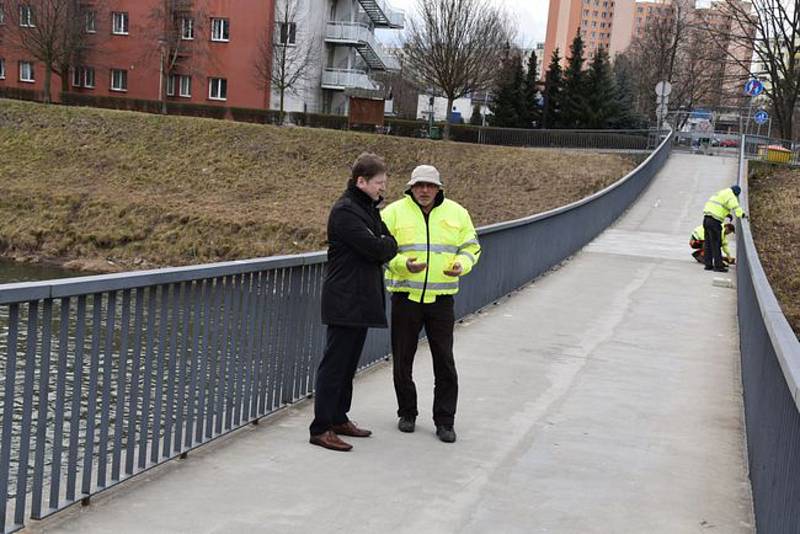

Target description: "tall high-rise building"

left=543, top=0, right=638, bottom=67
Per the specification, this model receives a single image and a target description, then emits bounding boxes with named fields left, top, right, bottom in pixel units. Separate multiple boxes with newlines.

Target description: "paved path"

left=31, top=153, right=754, bottom=534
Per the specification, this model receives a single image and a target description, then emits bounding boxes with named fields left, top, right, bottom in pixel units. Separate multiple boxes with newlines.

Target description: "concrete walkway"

left=32, top=153, right=754, bottom=534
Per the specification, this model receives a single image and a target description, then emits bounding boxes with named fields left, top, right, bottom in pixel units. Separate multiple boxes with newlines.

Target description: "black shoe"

left=398, top=417, right=416, bottom=433
left=704, top=266, right=714, bottom=271
left=713, top=267, right=729, bottom=273
left=436, top=425, right=456, bottom=443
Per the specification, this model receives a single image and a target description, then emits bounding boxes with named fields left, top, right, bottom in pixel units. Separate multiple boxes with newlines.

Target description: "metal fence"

left=0, top=132, right=673, bottom=532
left=448, top=127, right=658, bottom=150
left=743, top=134, right=800, bottom=166
left=736, top=139, right=800, bottom=533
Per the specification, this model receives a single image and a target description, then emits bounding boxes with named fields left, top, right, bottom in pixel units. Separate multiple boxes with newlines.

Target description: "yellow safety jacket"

left=691, top=225, right=731, bottom=257
left=703, top=188, right=745, bottom=222
left=381, top=192, right=481, bottom=303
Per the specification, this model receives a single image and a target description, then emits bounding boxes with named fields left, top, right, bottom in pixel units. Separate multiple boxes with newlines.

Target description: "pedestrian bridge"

left=2, top=138, right=797, bottom=533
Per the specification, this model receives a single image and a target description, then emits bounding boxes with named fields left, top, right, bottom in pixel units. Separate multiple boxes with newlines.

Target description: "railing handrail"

left=0, top=129, right=672, bottom=305
left=480, top=129, right=673, bottom=235
left=736, top=137, right=800, bottom=410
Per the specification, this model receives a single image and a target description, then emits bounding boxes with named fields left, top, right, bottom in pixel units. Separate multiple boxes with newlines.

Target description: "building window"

left=85, top=10, right=96, bottom=33
left=584, top=9, right=589, bottom=15
left=592, top=21, right=596, bottom=27
left=179, top=75, right=191, bottom=97
left=582, top=20, right=587, bottom=26
left=637, top=6, right=643, bottom=13
left=112, top=12, right=128, bottom=35
left=278, top=22, right=296, bottom=45
left=593, top=10, right=598, bottom=16
left=19, top=61, right=34, bottom=82
left=181, top=17, right=194, bottom=39
left=168, top=75, right=191, bottom=97
left=19, top=5, right=34, bottom=27
left=211, top=18, right=229, bottom=41
left=72, top=66, right=95, bottom=88
left=110, top=69, right=127, bottom=91
left=208, top=77, right=226, bottom=100
left=0, top=58, right=5, bottom=79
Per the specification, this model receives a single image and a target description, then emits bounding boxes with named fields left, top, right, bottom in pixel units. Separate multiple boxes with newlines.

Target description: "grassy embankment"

left=749, top=164, right=800, bottom=339
left=0, top=98, right=638, bottom=272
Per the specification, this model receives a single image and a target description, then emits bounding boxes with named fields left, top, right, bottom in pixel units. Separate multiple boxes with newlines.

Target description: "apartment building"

left=274, top=0, right=403, bottom=115
left=0, top=0, right=401, bottom=116
left=543, top=0, right=637, bottom=66
left=0, top=1, right=276, bottom=108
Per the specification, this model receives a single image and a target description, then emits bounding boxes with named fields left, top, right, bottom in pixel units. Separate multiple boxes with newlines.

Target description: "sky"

left=376, top=0, right=551, bottom=48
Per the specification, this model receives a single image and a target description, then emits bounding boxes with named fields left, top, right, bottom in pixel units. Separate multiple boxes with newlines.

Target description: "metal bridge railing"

left=0, top=132, right=673, bottom=532
left=735, top=138, right=800, bottom=533
left=446, top=127, right=659, bottom=151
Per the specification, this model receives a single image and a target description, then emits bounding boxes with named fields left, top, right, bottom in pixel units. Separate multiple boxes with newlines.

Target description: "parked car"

left=719, top=138, right=739, bottom=148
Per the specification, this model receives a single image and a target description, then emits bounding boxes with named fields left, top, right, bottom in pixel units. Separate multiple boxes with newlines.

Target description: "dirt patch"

left=0, top=99, right=638, bottom=270
left=749, top=164, right=800, bottom=339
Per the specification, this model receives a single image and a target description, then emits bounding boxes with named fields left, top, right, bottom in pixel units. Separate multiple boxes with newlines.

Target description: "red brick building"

left=0, top=1, right=276, bottom=109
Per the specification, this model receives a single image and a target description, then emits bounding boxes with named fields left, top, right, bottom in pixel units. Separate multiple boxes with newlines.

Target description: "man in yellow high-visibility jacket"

left=690, top=223, right=735, bottom=264
left=703, top=185, right=746, bottom=272
left=381, top=165, right=481, bottom=443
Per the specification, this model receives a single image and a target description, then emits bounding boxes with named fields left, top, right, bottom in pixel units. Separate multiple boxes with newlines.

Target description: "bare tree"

left=0, top=0, right=105, bottom=102
left=699, top=0, right=798, bottom=139
left=401, top=0, right=513, bottom=139
left=622, top=0, right=722, bottom=127
left=255, top=0, right=319, bottom=124
left=144, top=0, right=212, bottom=113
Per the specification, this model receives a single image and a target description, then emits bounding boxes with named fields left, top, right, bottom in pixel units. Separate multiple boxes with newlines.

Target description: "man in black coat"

left=310, top=152, right=398, bottom=451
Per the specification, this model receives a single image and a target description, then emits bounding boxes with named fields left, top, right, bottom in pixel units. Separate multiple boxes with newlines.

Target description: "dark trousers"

left=703, top=216, right=723, bottom=269
left=391, top=293, right=457, bottom=427
left=309, top=325, right=367, bottom=436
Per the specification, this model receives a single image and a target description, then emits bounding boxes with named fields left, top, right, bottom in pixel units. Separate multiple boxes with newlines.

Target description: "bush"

left=288, top=112, right=348, bottom=130
left=0, top=87, right=44, bottom=102
left=385, top=118, right=428, bottom=138
left=230, top=107, right=283, bottom=125
left=62, top=92, right=162, bottom=114
left=167, top=101, right=228, bottom=119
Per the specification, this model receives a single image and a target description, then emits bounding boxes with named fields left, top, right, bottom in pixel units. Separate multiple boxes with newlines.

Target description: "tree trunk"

left=279, top=89, right=285, bottom=126
left=43, top=68, right=52, bottom=103
left=444, top=97, right=454, bottom=140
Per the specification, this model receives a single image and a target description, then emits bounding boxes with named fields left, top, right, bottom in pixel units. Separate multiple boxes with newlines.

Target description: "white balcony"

left=324, top=21, right=401, bottom=71
left=321, top=68, right=380, bottom=91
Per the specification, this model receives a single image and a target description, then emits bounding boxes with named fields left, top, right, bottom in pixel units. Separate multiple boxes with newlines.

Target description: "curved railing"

left=0, top=132, right=672, bottom=532
left=735, top=140, right=800, bottom=533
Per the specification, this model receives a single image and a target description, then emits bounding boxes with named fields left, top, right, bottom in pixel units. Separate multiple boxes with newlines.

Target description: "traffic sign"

left=655, top=81, right=672, bottom=97
left=744, top=79, right=764, bottom=97
left=754, top=110, right=769, bottom=125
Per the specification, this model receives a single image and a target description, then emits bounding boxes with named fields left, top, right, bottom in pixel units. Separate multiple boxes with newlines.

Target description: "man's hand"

left=406, top=257, right=427, bottom=273
left=443, top=262, right=463, bottom=277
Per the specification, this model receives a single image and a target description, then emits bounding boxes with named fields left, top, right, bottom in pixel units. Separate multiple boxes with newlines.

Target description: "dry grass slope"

left=750, top=164, right=800, bottom=339
left=0, top=99, right=637, bottom=270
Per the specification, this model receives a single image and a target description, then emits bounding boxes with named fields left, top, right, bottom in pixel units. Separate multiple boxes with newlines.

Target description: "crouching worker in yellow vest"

left=703, top=185, right=746, bottom=273
left=381, top=165, right=481, bottom=443
left=690, top=223, right=735, bottom=265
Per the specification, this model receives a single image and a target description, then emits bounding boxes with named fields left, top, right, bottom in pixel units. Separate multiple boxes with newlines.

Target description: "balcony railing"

left=321, top=68, right=380, bottom=91
left=324, top=22, right=400, bottom=71
left=356, top=0, right=404, bottom=28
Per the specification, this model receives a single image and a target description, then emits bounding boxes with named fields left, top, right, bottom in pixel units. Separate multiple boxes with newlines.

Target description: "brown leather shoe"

left=330, top=421, right=372, bottom=438
left=309, top=430, right=352, bottom=451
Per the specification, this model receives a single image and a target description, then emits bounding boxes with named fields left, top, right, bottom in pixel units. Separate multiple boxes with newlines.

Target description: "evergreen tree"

left=523, top=50, right=541, bottom=128
left=611, top=54, right=647, bottom=128
left=541, top=49, right=564, bottom=129
left=489, top=50, right=526, bottom=127
left=469, top=104, right=484, bottom=125
left=560, top=31, right=589, bottom=128
left=583, top=47, right=620, bottom=128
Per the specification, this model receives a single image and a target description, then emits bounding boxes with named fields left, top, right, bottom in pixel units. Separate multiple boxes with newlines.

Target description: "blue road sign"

left=744, top=79, right=764, bottom=97
left=754, top=110, right=769, bottom=125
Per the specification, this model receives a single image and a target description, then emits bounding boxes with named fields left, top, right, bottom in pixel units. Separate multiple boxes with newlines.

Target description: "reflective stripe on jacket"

left=381, top=193, right=480, bottom=304
left=691, top=225, right=731, bottom=257
left=703, top=188, right=744, bottom=221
